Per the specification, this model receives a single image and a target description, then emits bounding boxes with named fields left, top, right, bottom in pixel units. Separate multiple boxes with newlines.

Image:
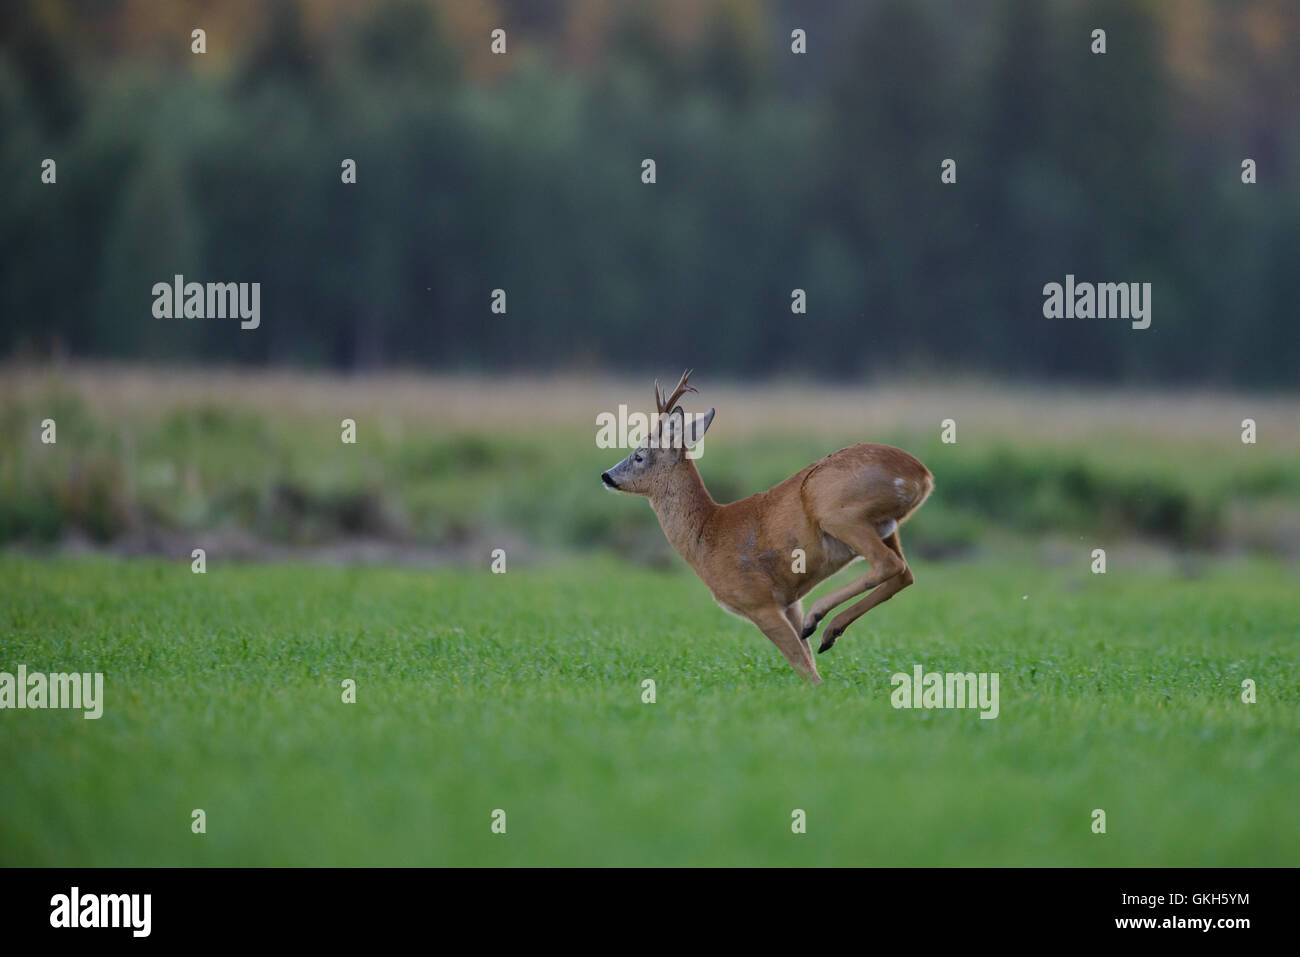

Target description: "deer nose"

left=601, top=472, right=618, bottom=489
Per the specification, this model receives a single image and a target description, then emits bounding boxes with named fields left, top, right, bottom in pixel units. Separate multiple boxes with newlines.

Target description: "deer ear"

left=684, top=407, right=714, bottom=447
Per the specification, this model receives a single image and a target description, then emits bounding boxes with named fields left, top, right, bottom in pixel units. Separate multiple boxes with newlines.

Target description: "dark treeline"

left=1, top=0, right=1297, bottom=386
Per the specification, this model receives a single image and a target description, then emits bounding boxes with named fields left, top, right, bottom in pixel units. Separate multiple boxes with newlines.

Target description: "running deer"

left=601, top=370, right=933, bottom=684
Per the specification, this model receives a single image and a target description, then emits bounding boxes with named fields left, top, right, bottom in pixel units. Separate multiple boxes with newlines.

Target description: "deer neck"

left=649, top=460, right=718, bottom=566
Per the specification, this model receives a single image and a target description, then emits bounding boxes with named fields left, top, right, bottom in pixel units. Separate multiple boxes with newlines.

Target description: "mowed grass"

left=0, top=554, right=1296, bottom=867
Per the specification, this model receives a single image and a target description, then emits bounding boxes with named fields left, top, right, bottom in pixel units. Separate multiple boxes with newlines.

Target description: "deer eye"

left=633, top=452, right=645, bottom=463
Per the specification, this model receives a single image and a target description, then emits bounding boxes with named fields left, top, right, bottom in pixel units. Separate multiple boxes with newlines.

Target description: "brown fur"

left=602, top=372, right=933, bottom=684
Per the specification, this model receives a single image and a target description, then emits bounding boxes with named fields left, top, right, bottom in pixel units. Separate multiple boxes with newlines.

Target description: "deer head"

left=600, top=369, right=715, bottom=497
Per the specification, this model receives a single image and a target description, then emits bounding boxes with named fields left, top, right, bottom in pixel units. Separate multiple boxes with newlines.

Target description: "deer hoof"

left=817, top=627, right=841, bottom=654
left=800, top=614, right=822, bottom=640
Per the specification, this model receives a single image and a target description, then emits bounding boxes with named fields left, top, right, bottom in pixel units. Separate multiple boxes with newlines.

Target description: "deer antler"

left=654, top=368, right=697, bottom=415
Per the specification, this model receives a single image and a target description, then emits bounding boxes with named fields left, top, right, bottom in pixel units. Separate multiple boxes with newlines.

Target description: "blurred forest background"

left=2, top=0, right=1298, bottom=384
left=1, top=0, right=1298, bottom=561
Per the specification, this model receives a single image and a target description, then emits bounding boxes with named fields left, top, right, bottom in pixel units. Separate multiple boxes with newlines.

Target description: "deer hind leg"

left=751, top=605, right=821, bottom=684
left=818, top=530, right=913, bottom=654
left=799, top=523, right=906, bottom=644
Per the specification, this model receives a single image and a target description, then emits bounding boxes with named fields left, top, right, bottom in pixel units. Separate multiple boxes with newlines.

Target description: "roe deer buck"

left=601, top=370, right=933, bottom=684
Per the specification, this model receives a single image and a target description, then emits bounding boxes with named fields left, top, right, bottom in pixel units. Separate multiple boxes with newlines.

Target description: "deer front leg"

left=750, top=605, right=821, bottom=685
left=783, top=600, right=805, bottom=639
left=783, top=600, right=820, bottom=672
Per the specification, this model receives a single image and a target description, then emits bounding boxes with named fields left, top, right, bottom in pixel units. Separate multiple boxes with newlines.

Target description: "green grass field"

left=1, top=553, right=1295, bottom=866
